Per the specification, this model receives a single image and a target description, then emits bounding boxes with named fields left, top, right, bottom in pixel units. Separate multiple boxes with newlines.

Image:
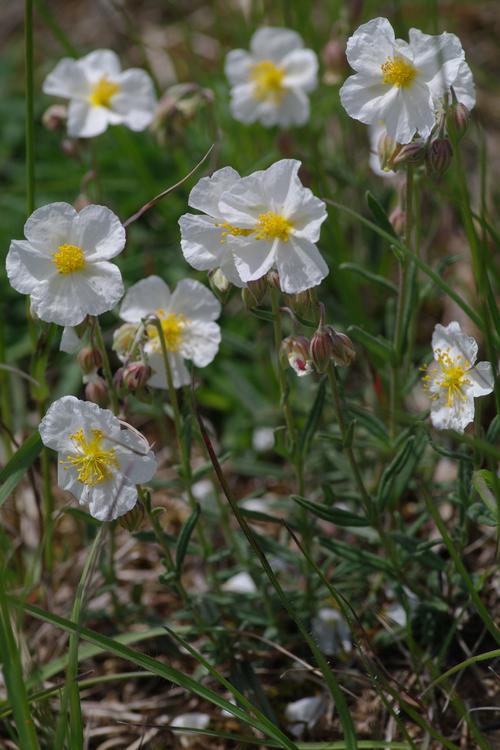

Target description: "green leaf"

left=0, top=432, right=42, bottom=507
left=376, top=435, right=418, bottom=510
left=347, top=325, right=394, bottom=363
left=467, top=503, right=497, bottom=527
left=339, top=262, right=397, bottom=294
left=366, top=191, right=397, bottom=238
left=176, top=502, right=201, bottom=573
left=299, top=378, right=326, bottom=458
left=292, top=495, right=369, bottom=527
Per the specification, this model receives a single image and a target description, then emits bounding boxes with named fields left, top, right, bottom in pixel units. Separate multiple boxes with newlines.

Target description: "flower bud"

left=123, top=361, right=151, bottom=391
left=241, top=278, right=267, bottom=309
left=328, top=328, right=356, bottom=366
left=446, top=101, right=470, bottom=140
left=113, top=367, right=125, bottom=391
left=42, top=104, right=67, bottom=131
left=322, top=39, right=346, bottom=85
left=426, top=137, right=453, bottom=177
left=60, top=138, right=80, bottom=159
left=113, top=323, right=140, bottom=362
left=208, top=268, right=231, bottom=303
left=282, top=290, right=315, bottom=318
left=309, top=327, right=334, bottom=373
left=84, top=376, right=108, bottom=407
left=280, top=336, right=313, bottom=377
left=77, top=346, right=102, bottom=374
left=389, top=206, right=406, bottom=237
left=377, top=131, right=401, bottom=172
left=266, top=269, right=281, bottom=290
left=392, top=139, right=426, bottom=168
left=119, top=501, right=145, bottom=532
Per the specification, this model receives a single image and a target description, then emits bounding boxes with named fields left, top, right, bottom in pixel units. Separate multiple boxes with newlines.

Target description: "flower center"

left=52, top=244, right=86, bottom=274
left=422, top=349, right=471, bottom=407
left=381, top=56, right=417, bottom=88
left=63, top=428, right=118, bottom=486
left=255, top=211, right=293, bottom=242
left=216, top=222, right=254, bottom=244
left=89, top=77, right=120, bottom=108
left=251, top=60, right=286, bottom=102
left=148, top=311, right=187, bottom=352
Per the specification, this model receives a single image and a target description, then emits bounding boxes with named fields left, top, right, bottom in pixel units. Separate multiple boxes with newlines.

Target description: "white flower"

left=178, top=167, right=246, bottom=287
left=221, top=571, right=257, bottom=593
left=422, top=321, right=494, bottom=432
left=118, top=276, right=221, bottom=389
left=39, top=396, right=156, bottom=521
left=285, top=695, right=326, bottom=738
left=42, top=49, right=156, bottom=138
left=312, top=607, right=352, bottom=655
left=368, top=122, right=396, bottom=178
left=340, top=17, right=469, bottom=144
left=225, top=27, right=318, bottom=128
left=218, top=159, right=328, bottom=293
left=6, top=202, right=125, bottom=327
left=170, top=713, right=210, bottom=748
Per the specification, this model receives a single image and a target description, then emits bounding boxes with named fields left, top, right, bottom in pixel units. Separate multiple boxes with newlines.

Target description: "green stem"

left=423, top=488, right=500, bottom=646
left=92, top=317, right=119, bottom=415
left=25, top=0, right=35, bottom=215
left=53, top=526, right=105, bottom=750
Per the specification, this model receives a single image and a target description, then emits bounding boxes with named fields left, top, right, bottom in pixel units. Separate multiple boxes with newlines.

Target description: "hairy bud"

left=77, top=346, right=102, bottom=374
left=241, top=278, right=268, bottom=309
left=309, top=327, right=334, bottom=373
left=328, top=329, right=356, bottom=366
left=426, top=137, right=453, bottom=177
left=280, top=336, right=313, bottom=377
left=123, top=362, right=151, bottom=391
left=377, top=131, right=401, bottom=172
left=84, top=376, right=108, bottom=407
left=119, top=501, right=145, bottom=532
left=266, top=269, right=281, bottom=290
left=208, top=269, right=231, bottom=303
left=282, top=290, right=315, bottom=318
left=446, top=101, right=470, bottom=141
left=322, top=38, right=346, bottom=85
left=392, top=139, right=426, bottom=168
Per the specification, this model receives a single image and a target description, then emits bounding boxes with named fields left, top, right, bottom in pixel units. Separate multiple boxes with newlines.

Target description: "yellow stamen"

left=255, top=211, right=293, bottom=242
left=216, top=222, right=253, bottom=244
left=63, top=429, right=118, bottom=486
left=52, top=244, right=86, bottom=274
left=422, top=348, right=471, bottom=408
left=89, top=77, right=120, bottom=108
left=251, top=60, right=286, bottom=102
left=381, top=56, right=417, bottom=88
left=148, top=310, right=187, bottom=352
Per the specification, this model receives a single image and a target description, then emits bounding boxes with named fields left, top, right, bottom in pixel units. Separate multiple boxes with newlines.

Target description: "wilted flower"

left=422, top=321, right=494, bottom=432
left=6, top=202, right=125, bottom=326
left=340, top=18, right=471, bottom=144
left=39, top=396, right=156, bottom=521
left=225, top=27, right=318, bottom=128
left=218, top=159, right=328, bottom=293
left=118, top=276, right=221, bottom=389
left=42, top=49, right=156, bottom=138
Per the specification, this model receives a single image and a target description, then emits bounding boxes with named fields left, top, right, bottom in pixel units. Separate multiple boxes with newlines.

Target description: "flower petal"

left=345, top=17, right=396, bottom=75
left=466, top=361, right=494, bottom=398
left=42, top=58, right=90, bottom=99
left=225, top=50, right=254, bottom=86
left=67, top=99, right=116, bottom=138
left=273, top=88, right=310, bottom=127
left=340, top=73, right=397, bottom=126
left=282, top=49, right=318, bottom=92
left=112, top=69, right=157, bottom=131
left=432, top=321, right=478, bottom=366
left=180, top=320, right=221, bottom=367
left=86, top=478, right=138, bottom=521
left=72, top=204, right=126, bottom=261
left=114, top=430, right=157, bottom=484
left=79, top=49, right=122, bottom=79
left=430, top=395, right=474, bottom=433
left=120, top=275, right=171, bottom=323
left=147, top=351, right=190, bottom=389
left=6, top=240, right=54, bottom=295
left=187, top=167, right=241, bottom=216
left=169, top=279, right=221, bottom=321
left=23, top=202, right=78, bottom=254
left=250, top=27, right=303, bottom=61
left=276, top=235, right=328, bottom=293
left=232, top=237, right=277, bottom=282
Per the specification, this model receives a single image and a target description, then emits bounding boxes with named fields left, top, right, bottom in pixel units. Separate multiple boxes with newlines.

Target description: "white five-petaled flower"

left=6, top=202, right=125, bottom=327
left=118, top=276, right=221, bottom=389
left=178, top=167, right=246, bottom=287
left=42, top=49, right=156, bottom=138
left=217, top=159, right=328, bottom=293
left=39, top=396, right=156, bottom=521
left=422, top=321, right=494, bottom=432
left=340, top=17, right=471, bottom=144
left=225, top=27, right=318, bottom=128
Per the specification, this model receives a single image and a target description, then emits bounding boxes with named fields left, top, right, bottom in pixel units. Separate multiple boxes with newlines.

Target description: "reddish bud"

left=309, top=327, right=334, bottom=373
left=77, top=346, right=102, bottom=374
left=426, top=137, right=453, bottom=177
left=446, top=101, right=470, bottom=140
left=123, top=362, right=151, bottom=391
left=328, top=329, right=356, bottom=366
left=280, top=336, right=313, bottom=377
left=392, top=140, right=426, bottom=168
left=84, top=377, right=108, bottom=407
left=42, top=104, right=67, bottom=131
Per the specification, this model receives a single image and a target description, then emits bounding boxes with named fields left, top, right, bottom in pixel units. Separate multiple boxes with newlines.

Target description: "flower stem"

left=25, top=0, right=35, bottom=215
left=92, top=317, right=119, bottom=415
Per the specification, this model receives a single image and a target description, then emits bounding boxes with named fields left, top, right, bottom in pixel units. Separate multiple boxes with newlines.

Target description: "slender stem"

left=270, top=289, right=296, bottom=453
left=25, top=0, right=35, bottom=215
left=92, top=317, right=119, bottom=415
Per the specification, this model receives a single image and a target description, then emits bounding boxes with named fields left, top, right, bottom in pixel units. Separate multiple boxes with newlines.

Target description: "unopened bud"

left=328, top=328, right=356, bottom=366
left=208, top=268, right=231, bottom=302
left=78, top=346, right=102, bottom=374
left=282, top=290, right=314, bottom=318
left=322, top=39, right=346, bottom=85
left=84, top=376, right=108, bottom=407
left=280, top=336, right=313, bottom=377
left=309, top=327, right=334, bottom=373
left=446, top=101, right=470, bottom=141
left=74, top=192, right=91, bottom=211
left=377, top=131, right=401, bottom=172
left=113, top=367, right=125, bottom=391
left=119, top=501, right=145, bottom=532
left=113, top=323, right=139, bottom=363
left=42, top=104, right=67, bottom=131
left=392, top=139, right=426, bottom=168
left=266, top=269, right=281, bottom=290
left=389, top=206, right=406, bottom=237
left=123, top=361, right=151, bottom=391
left=426, top=137, right=453, bottom=177
left=61, top=138, right=80, bottom=159
left=242, top=278, right=268, bottom=309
